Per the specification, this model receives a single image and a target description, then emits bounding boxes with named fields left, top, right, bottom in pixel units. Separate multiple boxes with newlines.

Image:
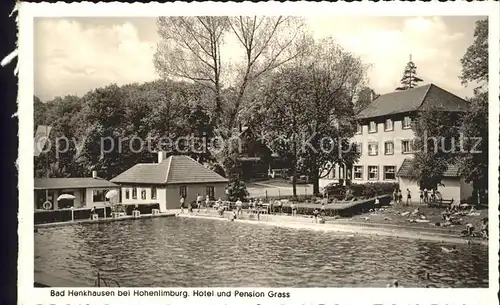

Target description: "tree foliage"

left=256, top=38, right=365, bottom=195
left=395, top=56, right=424, bottom=91
left=460, top=19, right=488, bottom=91
left=354, top=86, right=379, bottom=113
left=409, top=105, right=461, bottom=190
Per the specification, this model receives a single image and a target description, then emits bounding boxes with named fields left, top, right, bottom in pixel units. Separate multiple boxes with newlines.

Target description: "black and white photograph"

left=18, top=2, right=499, bottom=303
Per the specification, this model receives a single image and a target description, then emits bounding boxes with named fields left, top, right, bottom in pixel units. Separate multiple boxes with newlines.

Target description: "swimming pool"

left=34, top=217, right=488, bottom=287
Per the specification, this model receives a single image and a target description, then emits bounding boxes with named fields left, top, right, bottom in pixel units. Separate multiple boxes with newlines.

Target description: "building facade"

left=34, top=173, right=119, bottom=210
left=320, top=84, right=473, bottom=203
left=111, top=154, right=229, bottom=212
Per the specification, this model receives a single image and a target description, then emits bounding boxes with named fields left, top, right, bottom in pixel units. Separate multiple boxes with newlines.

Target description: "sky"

left=34, top=16, right=485, bottom=102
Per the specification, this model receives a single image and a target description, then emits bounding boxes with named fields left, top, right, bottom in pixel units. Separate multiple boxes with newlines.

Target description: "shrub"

left=226, top=179, right=250, bottom=201
left=348, top=182, right=398, bottom=198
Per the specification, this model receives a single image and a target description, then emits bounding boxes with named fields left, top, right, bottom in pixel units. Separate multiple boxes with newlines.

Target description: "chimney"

left=92, top=170, right=97, bottom=178
left=370, top=91, right=374, bottom=102
left=157, top=151, right=165, bottom=163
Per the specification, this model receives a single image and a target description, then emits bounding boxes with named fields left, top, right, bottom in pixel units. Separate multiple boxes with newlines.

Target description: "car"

left=321, top=182, right=346, bottom=198
left=268, top=169, right=288, bottom=179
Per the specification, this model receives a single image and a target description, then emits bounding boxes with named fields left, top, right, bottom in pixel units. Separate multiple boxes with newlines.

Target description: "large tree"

left=460, top=19, right=488, bottom=92
left=409, top=105, right=461, bottom=190
left=354, top=86, right=379, bottom=113
left=457, top=18, right=489, bottom=204
left=258, top=38, right=366, bottom=195
left=395, top=55, right=424, bottom=91
left=153, top=16, right=307, bottom=177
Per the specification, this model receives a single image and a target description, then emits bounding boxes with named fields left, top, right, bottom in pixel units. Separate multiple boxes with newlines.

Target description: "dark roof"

left=357, top=84, right=468, bottom=119
left=111, top=155, right=228, bottom=185
left=397, top=158, right=460, bottom=178
left=34, top=178, right=118, bottom=190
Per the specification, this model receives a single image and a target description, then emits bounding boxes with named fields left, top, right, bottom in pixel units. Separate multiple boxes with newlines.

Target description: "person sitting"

left=218, top=205, right=225, bottom=217
left=463, top=223, right=475, bottom=237
left=313, top=209, right=319, bottom=223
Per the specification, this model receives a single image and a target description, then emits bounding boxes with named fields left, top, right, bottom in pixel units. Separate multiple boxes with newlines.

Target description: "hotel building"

left=319, top=83, right=474, bottom=203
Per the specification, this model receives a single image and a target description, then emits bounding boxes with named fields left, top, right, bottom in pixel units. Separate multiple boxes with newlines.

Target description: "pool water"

left=34, top=217, right=488, bottom=287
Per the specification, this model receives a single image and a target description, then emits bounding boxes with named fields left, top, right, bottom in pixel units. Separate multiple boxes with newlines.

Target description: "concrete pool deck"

left=34, top=211, right=176, bottom=229
left=176, top=211, right=488, bottom=246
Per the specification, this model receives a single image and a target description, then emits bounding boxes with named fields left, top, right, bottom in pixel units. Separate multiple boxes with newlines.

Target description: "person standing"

left=205, top=195, right=210, bottom=213
left=196, top=193, right=202, bottom=212
left=423, top=188, right=428, bottom=204
left=179, top=196, right=185, bottom=213
left=235, top=198, right=243, bottom=218
left=406, top=189, right=411, bottom=206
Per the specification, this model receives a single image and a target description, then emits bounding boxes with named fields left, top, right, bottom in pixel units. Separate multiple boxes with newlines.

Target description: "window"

left=356, top=123, right=362, bottom=134
left=368, top=166, right=379, bottom=180
left=403, top=116, right=412, bottom=129
left=179, top=185, right=187, bottom=198
left=402, top=140, right=413, bottom=154
left=353, top=166, right=363, bottom=180
left=384, top=141, right=394, bottom=155
left=151, top=187, right=157, bottom=200
left=141, top=189, right=147, bottom=200
left=132, top=187, right=137, bottom=199
left=355, top=142, right=362, bottom=155
left=125, top=189, right=130, bottom=200
left=384, top=119, right=393, bottom=131
left=329, top=166, right=336, bottom=179
left=368, top=121, right=377, bottom=133
left=206, top=186, right=215, bottom=199
left=368, top=143, right=378, bottom=156
left=384, top=166, right=396, bottom=180
left=92, top=189, right=107, bottom=202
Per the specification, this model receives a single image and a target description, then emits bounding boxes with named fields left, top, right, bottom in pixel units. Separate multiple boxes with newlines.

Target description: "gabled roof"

left=111, top=155, right=228, bottom=185
left=34, top=178, right=118, bottom=190
left=397, top=158, right=460, bottom=178
left=356, top=84, right=468, bottom=119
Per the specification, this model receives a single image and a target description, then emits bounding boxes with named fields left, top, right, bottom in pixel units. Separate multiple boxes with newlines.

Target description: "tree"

left=154, top=16, right=307, bottom=177
left=258, top=38, right=366, bottom=195
left=354, top=86, right=379, bottom=113
left=457, top=18, right=489, bottom=204
left=458, top=92, right=488, bottom=203
left=460, top=19, right=488, bottom=92
left=395, top=55, right=424, bottom=91
left=409, top=105, right=460, bottom=190
left=226, top=179, right=249, bottom=201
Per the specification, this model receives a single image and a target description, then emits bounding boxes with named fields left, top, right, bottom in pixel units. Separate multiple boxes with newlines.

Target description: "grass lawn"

left=335, top=203, right=487, bottom=235
left=246, top=178, right=314, bottom=198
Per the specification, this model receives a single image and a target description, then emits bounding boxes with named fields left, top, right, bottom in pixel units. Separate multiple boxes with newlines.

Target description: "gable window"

left=125, top=189, right=130, bottom=200
left=356, top=123, right=362, bottom=134
left=402, top=140, right=413, bottom=154
left=384, top=119, right=393, bottom=131
left=141, top=189, right=147, bottom=200
left=368, top=166, right=379, bottom=180
left=384, top=141, right=394, bottom=155
left=179, top=185, right=187, bottom=198
left=368, top=121, right=377, bottom=133
left=151, top=187, right=157, bottom=200
left=206, top=186, right=215, bottom=199
left=384, top=166, right=396, bottom=180
left=132, top=187, right=137, bottom=199
left=403, top=116, right=412, bottom=129
left=368, top=142, right=378, bottom=156
left=353, top=166, right=363, bottom=180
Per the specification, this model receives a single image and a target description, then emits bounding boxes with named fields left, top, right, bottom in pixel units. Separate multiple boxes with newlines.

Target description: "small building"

left=34, top=172, right=119, bottom=210
left=319, top=83, right=473, bottom=202
left=111, top=154, right=229, bottom=212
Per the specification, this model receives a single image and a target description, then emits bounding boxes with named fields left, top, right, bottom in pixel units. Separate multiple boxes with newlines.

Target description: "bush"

left=348, top=182, right=398, bottom=198
left=226, top=179, right=249, bottom=201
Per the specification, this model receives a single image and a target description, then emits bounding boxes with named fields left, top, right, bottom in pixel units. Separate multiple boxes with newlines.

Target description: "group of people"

left=392, top=188, right=411, bottom=205
left=420, top=188, right=439, bottom=204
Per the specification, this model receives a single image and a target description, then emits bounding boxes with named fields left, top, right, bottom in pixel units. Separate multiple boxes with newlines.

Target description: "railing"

left=95, top=272, right=120, bottom=287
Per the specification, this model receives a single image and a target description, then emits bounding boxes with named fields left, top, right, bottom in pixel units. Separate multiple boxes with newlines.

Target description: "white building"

left=111, top=153, right=229, bottom=212
left=320, top=83, right=473, bottom=203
